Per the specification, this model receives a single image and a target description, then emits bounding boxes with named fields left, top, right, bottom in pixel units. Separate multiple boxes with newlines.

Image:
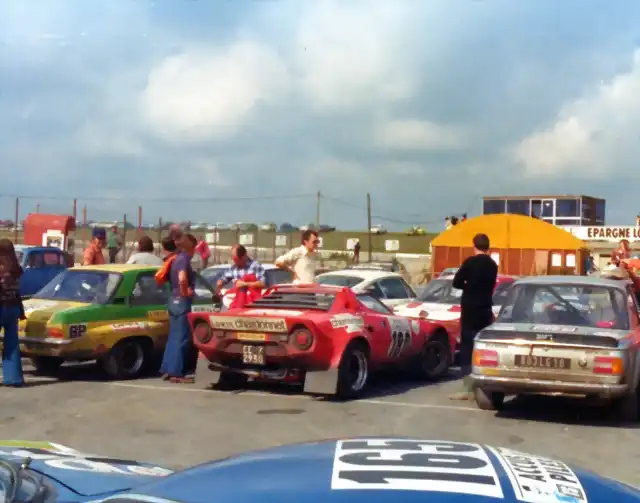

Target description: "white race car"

left=393, top=275, right=517, bottom=347
left=315, top=269, right=416, bottom=308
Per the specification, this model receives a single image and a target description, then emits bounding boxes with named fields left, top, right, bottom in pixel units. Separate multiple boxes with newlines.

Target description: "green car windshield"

left=33, top=270, right=122, bottom=304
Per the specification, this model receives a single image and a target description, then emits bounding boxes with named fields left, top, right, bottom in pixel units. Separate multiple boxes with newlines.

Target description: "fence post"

left=157, top=217, right=163, bottom=255
left=82, top=206, right=88, bottom=251
left=13, top=197, right=19, bottom=244
left=254, top=228, right=259, bottom=259
left=137, top=206, right=142, bottom=240
left=213, top=226, right=219, bottom=264
left=272, top=231, right=276, bottom=262
left=122, top=213, right=127, bottom=263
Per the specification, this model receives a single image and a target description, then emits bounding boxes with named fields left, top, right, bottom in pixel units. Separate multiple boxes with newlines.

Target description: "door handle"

left=366, top=325, right=374, bottom=332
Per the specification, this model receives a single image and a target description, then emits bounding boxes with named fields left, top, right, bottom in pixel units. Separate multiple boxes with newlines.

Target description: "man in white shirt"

left=275, top=229, right=319, bottom=284
left=127, top=236, right=164, bottom=265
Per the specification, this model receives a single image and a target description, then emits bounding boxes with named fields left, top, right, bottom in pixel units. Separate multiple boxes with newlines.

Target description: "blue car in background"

left=14, top=246, right=69, bottom=299
left=0, top=437, right=638, bottom=502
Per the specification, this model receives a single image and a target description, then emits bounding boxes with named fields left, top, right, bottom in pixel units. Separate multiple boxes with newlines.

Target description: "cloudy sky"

left=2, top=0, right=640, bottom=230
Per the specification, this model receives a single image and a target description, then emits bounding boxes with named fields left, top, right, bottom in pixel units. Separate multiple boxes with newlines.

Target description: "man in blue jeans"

left=160, top=233, right=198, bottom=384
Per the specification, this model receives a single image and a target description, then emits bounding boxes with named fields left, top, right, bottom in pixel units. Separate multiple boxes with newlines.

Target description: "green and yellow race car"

left=14, top=264, right=219, bottom=380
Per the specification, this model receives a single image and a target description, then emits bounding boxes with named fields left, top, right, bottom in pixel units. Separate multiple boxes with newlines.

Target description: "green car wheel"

left=100, top=337, right=152, bottom=380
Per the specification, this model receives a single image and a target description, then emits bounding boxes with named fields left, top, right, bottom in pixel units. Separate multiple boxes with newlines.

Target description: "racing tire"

left=100, top=338, right=151, bottom=380
left=217, top=371, right=249, bottom=391
left=30, top=356, right=64, bottom=376
left=335, top=341, right=370, bottom=400
left=613, top=388, right=640, bottom=422
left=474, top=387, right=505, bottom=411
left=412, top=332, right=452, bottom=381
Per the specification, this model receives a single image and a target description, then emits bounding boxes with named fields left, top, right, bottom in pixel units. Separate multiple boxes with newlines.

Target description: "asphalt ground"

left=1, top=362, right=639, bottom=487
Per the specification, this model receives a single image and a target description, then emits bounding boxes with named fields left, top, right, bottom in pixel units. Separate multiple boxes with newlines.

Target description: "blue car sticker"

left=489, top=447, right=587, bottom=503
left=331, top=439, right=504, bottom=498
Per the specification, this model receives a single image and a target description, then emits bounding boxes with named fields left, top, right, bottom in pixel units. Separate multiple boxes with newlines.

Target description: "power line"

left=321, top=195, right=445, bottom=226
left=0, top=193, right=314, bottom=203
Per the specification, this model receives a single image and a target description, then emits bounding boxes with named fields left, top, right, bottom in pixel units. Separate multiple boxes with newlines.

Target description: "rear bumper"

left=470, top=373, right=628, bottom=398
left=1, top=335, right=95, bottom=359
left=202, top=349, right=329, bottom=373
left=1, top=335, right=72, bottom=348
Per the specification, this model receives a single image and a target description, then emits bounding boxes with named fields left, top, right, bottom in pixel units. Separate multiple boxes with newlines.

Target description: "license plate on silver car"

left=514, top=355, right=571, bottom=369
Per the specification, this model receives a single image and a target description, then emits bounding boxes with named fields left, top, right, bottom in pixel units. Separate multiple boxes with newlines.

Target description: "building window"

left=555, top=218, right=581, bottom=226
left=541, top=200, right=554, bottom=217
left=595, top=200, right=606, bottom=223
left=483, top=199, right=506, bottom=214
left=506, top=199, right=530, bottom=215
left=556, top=198, right=579, bottom=217
left=582, top=202, right=592, bottom=219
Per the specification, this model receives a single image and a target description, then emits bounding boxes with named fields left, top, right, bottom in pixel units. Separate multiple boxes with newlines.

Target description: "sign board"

left=42, top=230, right=64, bottom=250
left=346, top=238, right=359, bottom=250
left=561, top=226, right=640, bottom=242
left=490, top=252, right=500, bottom=265
left=205, top=232, right=219, bottom=244
left=551, top=253, right=562, bottom=267
left=239, top=234, right=253, bottom=246
left=385, top=239, right=400, bottom=252
left=275, top=235, right=287, bottom=247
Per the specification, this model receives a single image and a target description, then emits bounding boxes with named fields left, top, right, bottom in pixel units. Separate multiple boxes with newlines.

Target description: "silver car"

left=470, top=275, right=640, bottom=420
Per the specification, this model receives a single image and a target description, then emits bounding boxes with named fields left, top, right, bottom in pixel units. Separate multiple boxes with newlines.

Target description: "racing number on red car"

left=388, top=330, right=410, bottom=358
left=68, top=324, right=88, bottom=339
left=331, top=439, right=503, bottom=498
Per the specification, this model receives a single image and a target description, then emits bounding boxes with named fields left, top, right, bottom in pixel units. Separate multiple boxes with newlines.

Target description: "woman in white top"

left=127, top=236, right=164, bottom=266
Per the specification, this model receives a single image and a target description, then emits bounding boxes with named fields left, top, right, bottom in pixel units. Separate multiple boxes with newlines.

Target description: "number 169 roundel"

left=187, top=284, right=457, bottom=399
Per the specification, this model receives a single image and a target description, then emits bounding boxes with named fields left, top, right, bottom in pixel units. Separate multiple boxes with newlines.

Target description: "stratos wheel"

left=335, top=341, right=370, bottom=400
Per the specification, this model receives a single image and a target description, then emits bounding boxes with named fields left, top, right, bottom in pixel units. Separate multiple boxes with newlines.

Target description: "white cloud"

left=374, top=119, right=467, bottom=151
left=75, top=122, right=146, bottom=157
left=514, top=49, right=640, bottom=178
left=139, top=41, right=291, bottom=142
left=293, top=1, right=418, bottom=111
left=186, top=158, right=231, bottom=187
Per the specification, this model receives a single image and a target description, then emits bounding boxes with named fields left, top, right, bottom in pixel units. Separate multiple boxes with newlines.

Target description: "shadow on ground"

left=493, top=394, right=640, bottom=429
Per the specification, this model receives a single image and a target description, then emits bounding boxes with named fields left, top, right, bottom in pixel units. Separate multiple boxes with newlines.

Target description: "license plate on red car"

left=514, top=355, right=571, bottom=369
left=242, top=345, right=265, bottom=365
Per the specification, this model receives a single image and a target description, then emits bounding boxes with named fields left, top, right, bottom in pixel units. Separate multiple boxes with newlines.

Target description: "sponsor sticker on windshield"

left=531, top=325, right=577, bottom=333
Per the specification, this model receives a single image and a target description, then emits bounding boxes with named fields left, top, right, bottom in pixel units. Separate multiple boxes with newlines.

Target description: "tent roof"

left=432, top=214, right=586, bottom=250
left=24, top=213, right=76, bottom=232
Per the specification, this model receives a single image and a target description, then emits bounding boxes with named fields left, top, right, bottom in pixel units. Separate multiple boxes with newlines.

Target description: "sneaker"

left=170, top=376, right=195, bottom=384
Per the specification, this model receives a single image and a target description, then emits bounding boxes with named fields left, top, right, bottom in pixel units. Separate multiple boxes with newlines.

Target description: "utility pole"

left=316, top=190, right=321, bottom=228
left=366, top=193, right=372, bottom=262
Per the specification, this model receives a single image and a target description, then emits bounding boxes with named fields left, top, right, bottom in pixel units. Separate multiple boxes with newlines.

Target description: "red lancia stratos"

left=188, top=284, right=457, bottom=399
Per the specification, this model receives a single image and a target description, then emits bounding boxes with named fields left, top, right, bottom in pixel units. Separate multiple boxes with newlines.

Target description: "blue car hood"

left=125, top=438, right=640, bottom=503
left=0, top=441, right=173, bottom=497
